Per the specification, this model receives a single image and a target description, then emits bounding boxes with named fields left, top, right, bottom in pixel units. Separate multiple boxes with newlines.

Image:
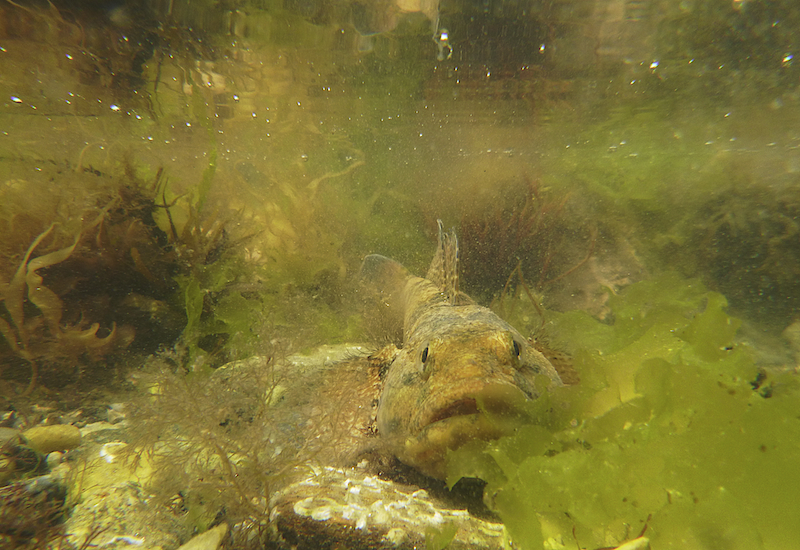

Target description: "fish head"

left=377, top=307, right=560, bottom=479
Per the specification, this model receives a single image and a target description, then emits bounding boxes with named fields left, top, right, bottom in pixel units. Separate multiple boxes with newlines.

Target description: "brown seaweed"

left=0, top=166, right=191, bottom=396
left=457, top=176, right=595, bottom=304
left=0, top=219, right=127, bottom=395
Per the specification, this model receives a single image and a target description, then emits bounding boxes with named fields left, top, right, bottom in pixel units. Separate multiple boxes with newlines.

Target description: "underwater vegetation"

left=0, top=432, right=107, bottom=550
left=683, top=182, right=800, bottom=332
left=532, top=98, right=800, bottom=340
left=445, top=272, right=800, bottom=549
left=125, top=341, right=380, bottom=548
left=0, top=155, right=271, bottom=396
left=0, top=474, right=111, bottom=550
left=457, top=176, right=595, bottom=308
left=0, top=477, right=68, bottom=550
left=0, top=102, right=361, bottom=393
left=0, top=163, right=177, bottom=395
left=126, top=348, right=282, bottom=542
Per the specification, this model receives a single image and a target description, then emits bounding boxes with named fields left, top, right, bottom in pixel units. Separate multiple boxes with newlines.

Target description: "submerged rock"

left=62, top=435, right=189, bottom=550
left=22, top=424, right=82, bottom=454
left=270, top=466, right=505, bottom=550
left=177, top=523, right=229, bottom=550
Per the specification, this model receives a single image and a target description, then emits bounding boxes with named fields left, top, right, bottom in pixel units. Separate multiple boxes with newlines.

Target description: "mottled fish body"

left=362, top=221, right=562, bottom=479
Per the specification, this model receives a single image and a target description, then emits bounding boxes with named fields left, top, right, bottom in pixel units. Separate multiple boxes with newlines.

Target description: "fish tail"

left=360, top=254, right=409, bottom=343
left=360, top=254, right=408, bottom=290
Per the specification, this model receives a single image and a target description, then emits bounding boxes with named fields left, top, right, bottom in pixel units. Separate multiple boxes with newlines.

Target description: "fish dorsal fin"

left=426, top=219, right=460, bottom=305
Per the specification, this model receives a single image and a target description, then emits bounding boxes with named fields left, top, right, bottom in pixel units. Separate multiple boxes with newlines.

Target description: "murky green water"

left=2, top=1, right=799, bottom=549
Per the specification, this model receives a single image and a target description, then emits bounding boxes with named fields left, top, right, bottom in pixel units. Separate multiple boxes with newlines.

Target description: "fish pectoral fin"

left=453, top=290, right=475, bottom=306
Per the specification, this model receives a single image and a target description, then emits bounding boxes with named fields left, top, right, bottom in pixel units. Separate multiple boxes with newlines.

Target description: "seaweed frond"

left=458, top=175, right=594, bottom=303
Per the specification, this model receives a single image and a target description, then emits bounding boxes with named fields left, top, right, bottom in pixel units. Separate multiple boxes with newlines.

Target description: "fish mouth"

left=402, top=384, right=533, bottom=479
left=421, top=383, right=531, bottom=431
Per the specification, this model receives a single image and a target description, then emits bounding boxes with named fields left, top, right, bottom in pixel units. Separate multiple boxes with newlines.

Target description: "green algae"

left=532, top=92, right=800, bottom=333
left=446, top=273, right=800, bottom=549
left=425, top=521, right=459, bottom=550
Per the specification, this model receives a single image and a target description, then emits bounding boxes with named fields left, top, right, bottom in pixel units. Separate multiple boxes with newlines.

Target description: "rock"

left=177, top=523, right=229, bottom=550
left=63, top=438, right=189, bottom=550
left=22, top=424, right=82, bottom=453
left=79, top=421, right=124, bottom=447
left=45, top=451, right=63, bottom=468
left=270, top=466, right=505, bottom=550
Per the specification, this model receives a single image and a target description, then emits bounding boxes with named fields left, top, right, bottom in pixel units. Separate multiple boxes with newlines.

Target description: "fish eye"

left=512, top=340, right=521, bottom=358
left=421, top=346, right=429, bottom=363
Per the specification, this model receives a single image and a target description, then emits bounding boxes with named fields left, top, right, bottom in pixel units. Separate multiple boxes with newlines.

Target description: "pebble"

left=46, top=451, right=64, bottom=468
left=22, top=424, right=82, bottom=454
left=107, top=402, right=128, bottom=424
left=177, top=523, right=229, bottom=550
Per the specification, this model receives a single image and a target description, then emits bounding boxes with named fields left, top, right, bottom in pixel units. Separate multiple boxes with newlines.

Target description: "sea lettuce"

left=447, top=273, right=800, bottom=549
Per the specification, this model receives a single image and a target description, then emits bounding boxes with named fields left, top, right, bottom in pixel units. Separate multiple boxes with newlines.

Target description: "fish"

left=361, top=220, right=563, bottom=479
